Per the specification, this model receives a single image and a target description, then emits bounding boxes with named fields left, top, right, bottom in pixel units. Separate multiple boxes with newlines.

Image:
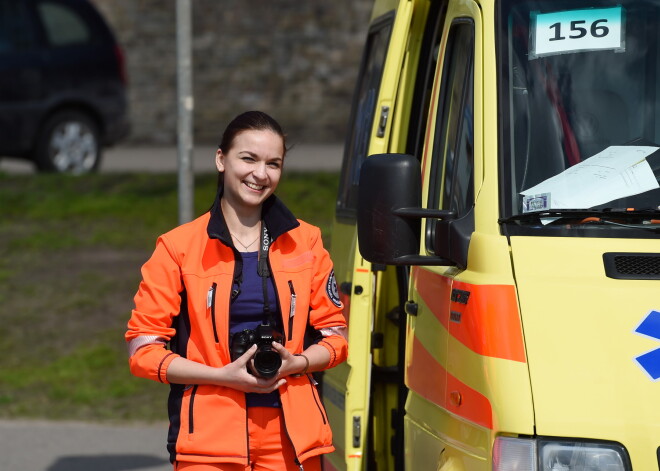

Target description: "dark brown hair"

left=219, top=110, right=286, bottom=155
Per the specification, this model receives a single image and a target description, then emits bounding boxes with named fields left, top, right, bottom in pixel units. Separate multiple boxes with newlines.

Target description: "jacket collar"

left=206, top=185, right=300, bottom=245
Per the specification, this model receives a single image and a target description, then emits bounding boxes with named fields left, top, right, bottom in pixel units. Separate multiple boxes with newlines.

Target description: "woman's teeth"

left=245, top=182, right=265, bottom=191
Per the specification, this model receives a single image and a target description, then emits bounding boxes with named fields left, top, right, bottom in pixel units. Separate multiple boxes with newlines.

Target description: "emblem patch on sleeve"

left=326, top=270, right=342, bottom=307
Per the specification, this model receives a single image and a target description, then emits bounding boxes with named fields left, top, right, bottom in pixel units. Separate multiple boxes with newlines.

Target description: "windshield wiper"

left=499, top=208, right=660, bottom=231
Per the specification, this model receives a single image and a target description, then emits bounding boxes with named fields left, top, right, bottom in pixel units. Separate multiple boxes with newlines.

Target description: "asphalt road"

left=0, top=143, right=344, bottom=174
left=0, top=419, right=172, bottom=471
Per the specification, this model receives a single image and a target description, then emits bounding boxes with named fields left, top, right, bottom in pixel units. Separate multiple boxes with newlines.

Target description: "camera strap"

left=257, top=221, right=275, bottom=325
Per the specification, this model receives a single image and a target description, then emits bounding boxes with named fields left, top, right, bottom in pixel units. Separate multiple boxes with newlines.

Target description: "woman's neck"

left=220, top=197, right=261, bottom=241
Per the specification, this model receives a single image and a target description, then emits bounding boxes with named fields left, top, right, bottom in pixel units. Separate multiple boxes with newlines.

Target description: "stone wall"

left=90, top=0, right=372, bottom=146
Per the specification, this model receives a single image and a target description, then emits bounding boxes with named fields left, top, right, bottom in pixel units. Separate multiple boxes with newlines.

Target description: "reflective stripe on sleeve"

left=319, top=326, right=347, bottom=340
left=127, top=335, right=167, bottom=357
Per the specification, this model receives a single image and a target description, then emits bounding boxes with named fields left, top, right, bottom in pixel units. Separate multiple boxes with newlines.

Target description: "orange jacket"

left=126, top=193, right=348, bottom=465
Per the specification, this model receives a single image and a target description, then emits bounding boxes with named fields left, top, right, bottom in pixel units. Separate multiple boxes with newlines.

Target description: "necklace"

left=231, top=232, right=260, bottom=251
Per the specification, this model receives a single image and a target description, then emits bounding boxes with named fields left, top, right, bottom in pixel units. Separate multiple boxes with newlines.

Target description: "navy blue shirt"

left=229, top=251, right=281, bottom=407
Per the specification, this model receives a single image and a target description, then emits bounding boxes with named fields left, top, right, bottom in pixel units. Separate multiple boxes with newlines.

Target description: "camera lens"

left=254, top=349, right=282, bottom=378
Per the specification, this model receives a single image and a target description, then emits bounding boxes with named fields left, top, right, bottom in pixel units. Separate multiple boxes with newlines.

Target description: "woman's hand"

left=271, top=342, right=299, bottom=378
left=165, top=346, right=286, bottom=393
left=270, top=342, right=330, bottom=379
left=221, top=344, right=286, bottom=393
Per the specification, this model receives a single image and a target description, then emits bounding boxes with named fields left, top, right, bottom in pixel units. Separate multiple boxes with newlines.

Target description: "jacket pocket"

left=187, top=385, right=199, bottom=434
left=307, top=375, right=328, bottom=425
left=176, top=385, right=250, bottom=461
left=208, top=283, right=219, bottom=343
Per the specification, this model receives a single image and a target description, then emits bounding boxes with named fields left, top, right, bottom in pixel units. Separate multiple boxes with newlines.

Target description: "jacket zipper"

left=287, top=280, right=296, bottom=341
left=307, top=375, right=328, bottom=425
left=208, top=283, right=219, bottom=343
left=188, top=385, right=199, bottom=434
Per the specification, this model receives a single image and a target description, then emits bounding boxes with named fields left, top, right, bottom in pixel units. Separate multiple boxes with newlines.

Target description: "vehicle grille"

left=603, top=253, right=660, bottom=280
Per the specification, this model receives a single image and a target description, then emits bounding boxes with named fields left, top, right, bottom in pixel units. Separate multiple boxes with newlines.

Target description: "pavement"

left=0, top=419, right=172, bottom=471
left=0, top=142, right=344, bottom=174
left=0, top=142, right=344, bottom=471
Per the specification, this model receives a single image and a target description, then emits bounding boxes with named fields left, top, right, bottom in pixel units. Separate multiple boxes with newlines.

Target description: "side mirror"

left=357, top=153, right=455, bottom=266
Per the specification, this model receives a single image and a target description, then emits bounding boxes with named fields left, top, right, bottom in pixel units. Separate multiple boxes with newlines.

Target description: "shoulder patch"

left=326, top=270, right=342, bottom=308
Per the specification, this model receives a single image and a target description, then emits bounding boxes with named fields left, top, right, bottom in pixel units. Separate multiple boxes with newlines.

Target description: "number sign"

left=530, top=6, right=624, bottom=58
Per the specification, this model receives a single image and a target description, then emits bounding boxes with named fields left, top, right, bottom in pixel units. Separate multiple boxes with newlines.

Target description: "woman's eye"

left=268, top=162, right=281, bottom=169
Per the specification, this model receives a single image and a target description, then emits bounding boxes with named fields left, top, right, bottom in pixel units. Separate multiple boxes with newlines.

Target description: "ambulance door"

left=322, top=1, right=417, bottom=470
left=404, top=1, right=485, bottom=468
left=369, top=1, right=452, bottom=470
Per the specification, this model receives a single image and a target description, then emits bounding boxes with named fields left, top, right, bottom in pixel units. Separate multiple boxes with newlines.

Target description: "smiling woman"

left=125, top=111, right=348, bottom=470
left=215, top=126, right=284, bottom=245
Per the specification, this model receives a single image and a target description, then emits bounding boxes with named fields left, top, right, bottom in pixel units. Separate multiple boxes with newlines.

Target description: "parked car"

left=0, top=0, right=129, bottom=174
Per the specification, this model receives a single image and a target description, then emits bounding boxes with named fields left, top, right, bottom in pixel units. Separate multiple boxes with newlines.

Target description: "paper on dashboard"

left=521, top=146, right=660, bottom=211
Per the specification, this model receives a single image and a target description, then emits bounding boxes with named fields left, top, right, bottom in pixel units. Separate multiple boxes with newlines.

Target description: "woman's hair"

left=219, top=110, right=287, bottom=155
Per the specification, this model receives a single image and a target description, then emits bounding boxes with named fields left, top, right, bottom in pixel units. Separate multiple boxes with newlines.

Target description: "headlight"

left=493, top=437, right=631, bottom=471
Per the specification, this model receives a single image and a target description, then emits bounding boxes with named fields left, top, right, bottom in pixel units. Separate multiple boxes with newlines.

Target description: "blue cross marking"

left=634, top=310, right=660, bottom=381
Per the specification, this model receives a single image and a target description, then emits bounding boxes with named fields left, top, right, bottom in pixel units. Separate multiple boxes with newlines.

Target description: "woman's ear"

left=215, top=149, right=225, bottom=173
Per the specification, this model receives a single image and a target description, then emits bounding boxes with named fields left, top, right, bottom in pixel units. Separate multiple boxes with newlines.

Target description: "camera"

left=230, top=324, right=285, bottom=378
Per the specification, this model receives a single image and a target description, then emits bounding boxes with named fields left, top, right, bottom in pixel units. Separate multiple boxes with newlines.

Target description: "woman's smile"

left=244, top=181, right=266, bottom=192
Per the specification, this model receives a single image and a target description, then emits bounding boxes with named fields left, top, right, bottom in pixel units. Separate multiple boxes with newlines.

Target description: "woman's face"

left=216, top=129, right=284, bottom=213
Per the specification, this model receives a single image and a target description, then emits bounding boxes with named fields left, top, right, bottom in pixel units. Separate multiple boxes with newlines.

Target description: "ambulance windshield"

left=499, top=0, right=660, bottom=221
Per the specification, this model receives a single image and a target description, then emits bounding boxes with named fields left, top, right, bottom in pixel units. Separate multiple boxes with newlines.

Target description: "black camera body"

left=230, top=324, right=285, bottom=378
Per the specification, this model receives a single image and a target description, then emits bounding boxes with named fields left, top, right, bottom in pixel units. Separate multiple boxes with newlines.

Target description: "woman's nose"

left=252, top=162, right=268, bottom=179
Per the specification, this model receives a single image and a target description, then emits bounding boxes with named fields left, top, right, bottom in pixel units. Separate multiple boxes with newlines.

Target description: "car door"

left=0, top=0, right=43, bottom=153
left=322, top=1, right=419, bottom=470
left=404, top=1, right=484, bottom=468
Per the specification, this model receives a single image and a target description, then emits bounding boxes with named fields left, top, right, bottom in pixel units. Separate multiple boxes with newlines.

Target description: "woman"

left=126, top=111, right=348, bottom=470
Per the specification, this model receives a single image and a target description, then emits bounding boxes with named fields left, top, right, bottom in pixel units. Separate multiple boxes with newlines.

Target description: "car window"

left=426, top=21, right=475, bottom=251
left=336, top=13, right=394, bottom=219
left=37, top=1, right=92, bottom=47
left=0, top=1, right=37, bottom=53
left=428, top=21, right=474, bottom=214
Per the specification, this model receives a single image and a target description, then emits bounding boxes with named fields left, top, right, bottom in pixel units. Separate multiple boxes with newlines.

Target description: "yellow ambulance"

left=321, top=0, right=660, bottom=469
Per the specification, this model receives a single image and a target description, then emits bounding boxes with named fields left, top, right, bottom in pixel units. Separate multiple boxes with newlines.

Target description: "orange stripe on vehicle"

left=446, top=371, right=493, bottom=429
left=407, top=336, right=493, bottom=429
left=449, top=282, right=526, bottom=363
left=407, top=335, right=447, bottom=407
left=412, top=267, right=452, bottom=329
left=414, top=268, right=526, bottom=363
left=356, top=268, right=369, bottom=273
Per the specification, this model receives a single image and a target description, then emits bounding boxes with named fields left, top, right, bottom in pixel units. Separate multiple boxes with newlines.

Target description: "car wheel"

left=34, top=111, right=102, bottom=174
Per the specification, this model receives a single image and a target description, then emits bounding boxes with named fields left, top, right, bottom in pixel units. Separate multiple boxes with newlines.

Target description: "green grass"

left=0, top=170, right=339, bottom=422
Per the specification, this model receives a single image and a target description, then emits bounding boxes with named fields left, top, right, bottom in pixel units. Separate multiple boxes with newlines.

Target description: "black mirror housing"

left=357, top=154, right=422, bottom=265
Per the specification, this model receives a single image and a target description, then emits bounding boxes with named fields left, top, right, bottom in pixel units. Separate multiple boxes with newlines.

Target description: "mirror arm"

left=385, top=208, right=457, bottom=266
left=393, top=208, right=457, bottom=220
left=390, top=254, right=455, bottom=266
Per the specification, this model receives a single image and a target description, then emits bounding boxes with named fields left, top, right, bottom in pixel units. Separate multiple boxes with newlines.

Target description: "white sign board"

left=521, top=146, right=660, bottom=212
left=530, top=6, right=625, bottom=58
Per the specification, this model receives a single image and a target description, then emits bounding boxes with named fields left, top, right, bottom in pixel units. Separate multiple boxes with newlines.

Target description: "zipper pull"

left=288, top=281, right=297, bottom=341
left=288, top=281, right=297, bottom=318
left=207, top=283, right=216, bottom=308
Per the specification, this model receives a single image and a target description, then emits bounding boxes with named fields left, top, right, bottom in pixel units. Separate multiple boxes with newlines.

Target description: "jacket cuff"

left=158, top=352, right=178, bottom=383
left=318, top=340, right=339, bottom=369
